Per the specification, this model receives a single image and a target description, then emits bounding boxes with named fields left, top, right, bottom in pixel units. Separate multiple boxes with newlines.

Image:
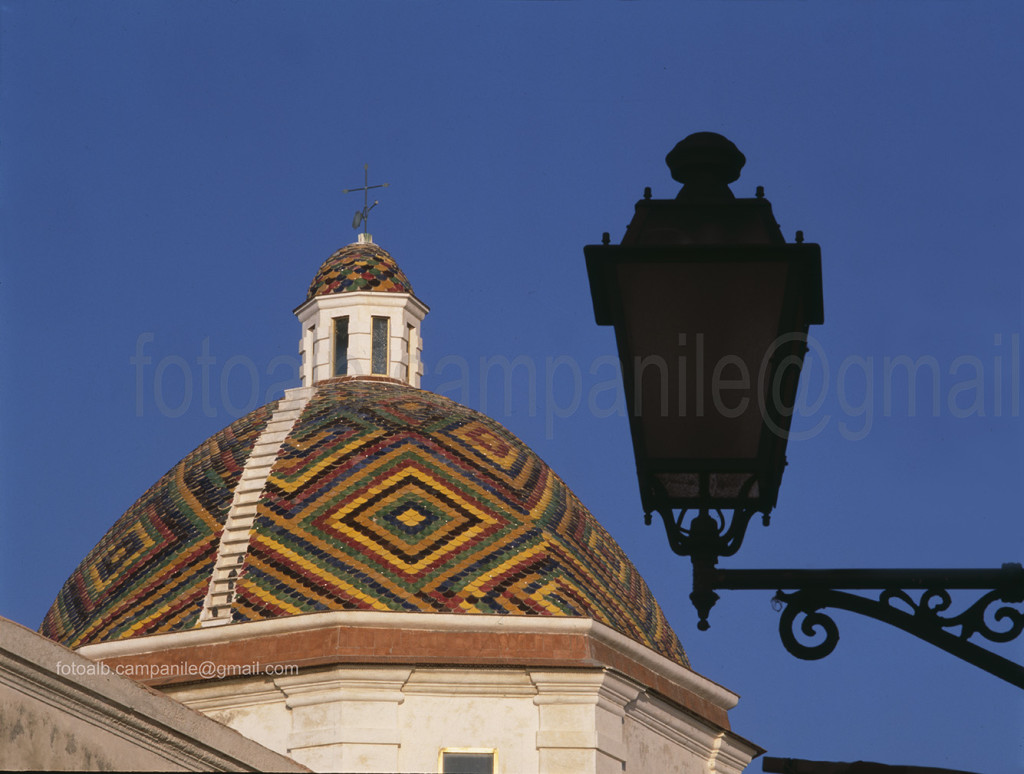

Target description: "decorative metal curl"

left=646, top=472, right=770, bottom=562
left=774, top=591, right=839, bottom=660
left=880, top=586, right=1024, bottom=645
left=768, top=581, right=1024, bottom=688
left=652, top=504, right=764, bottom=561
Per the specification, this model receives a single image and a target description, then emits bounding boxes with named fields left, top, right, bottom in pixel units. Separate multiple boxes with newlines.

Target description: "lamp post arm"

left=709, top=566, right=1023, bottom=591
left=695, top=564, right=1024, bottom=689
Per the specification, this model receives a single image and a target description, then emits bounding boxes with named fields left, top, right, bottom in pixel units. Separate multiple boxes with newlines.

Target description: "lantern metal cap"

left=620, top=133, right=785, bottom=246
left=667, top=132, right=746, bottom=201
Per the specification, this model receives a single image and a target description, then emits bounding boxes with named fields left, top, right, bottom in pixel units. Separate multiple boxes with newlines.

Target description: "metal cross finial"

left=342, top=164, right=390, bottom=235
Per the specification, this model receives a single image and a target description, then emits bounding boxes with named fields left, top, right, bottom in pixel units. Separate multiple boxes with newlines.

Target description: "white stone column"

left=530, top=670, right=641, bottom=774
left=276, top=667, right=411, bottom=773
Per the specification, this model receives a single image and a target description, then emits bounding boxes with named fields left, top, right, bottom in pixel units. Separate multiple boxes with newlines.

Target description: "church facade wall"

left=163, top=663, right=757, bottom=774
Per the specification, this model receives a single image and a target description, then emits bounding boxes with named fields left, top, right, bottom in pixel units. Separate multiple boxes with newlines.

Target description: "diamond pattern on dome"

left=232, top=379, right=687, bottom=666
left=306, top=242, right=415, bottom=301
left=40, top=379, right=686, bottom=666
left=39, top=405, right=276, bottom=648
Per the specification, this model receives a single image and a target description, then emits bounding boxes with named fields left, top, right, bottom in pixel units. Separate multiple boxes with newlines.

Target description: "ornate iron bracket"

left=695, top=564, right=1024, bottom=688
left=644, top=470, right=772, bottom=564
left=648, top=505, right=767, bottom=562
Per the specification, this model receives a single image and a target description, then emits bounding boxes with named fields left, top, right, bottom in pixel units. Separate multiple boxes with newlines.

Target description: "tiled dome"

left=41, top=379, right=687, bottom=666
left=306, top=242, right=415, bottom=301
left=39, top=404, right=277, bottom=649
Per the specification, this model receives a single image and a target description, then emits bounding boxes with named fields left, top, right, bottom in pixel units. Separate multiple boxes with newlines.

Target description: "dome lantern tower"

left=294, top=233, right=429, bottom=387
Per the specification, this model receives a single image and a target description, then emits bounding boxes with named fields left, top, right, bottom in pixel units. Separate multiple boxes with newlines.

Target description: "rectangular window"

left=440, top=750, right=495, bottom=774
left=372, top=316, right=389, bottom=375
left=333, top=317, right=349, bottom=376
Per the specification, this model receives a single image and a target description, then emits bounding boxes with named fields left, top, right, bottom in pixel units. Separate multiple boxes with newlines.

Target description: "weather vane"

left=342, top=164, right=390, bottom=235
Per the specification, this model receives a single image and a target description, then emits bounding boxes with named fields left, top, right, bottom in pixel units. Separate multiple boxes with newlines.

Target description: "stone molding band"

left=80, top=610, right=738, bottom=730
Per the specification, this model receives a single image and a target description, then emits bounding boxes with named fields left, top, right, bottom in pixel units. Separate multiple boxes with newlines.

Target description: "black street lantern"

left=586, top=133, right=822, bottom=524
left=585, top=133, right=1024, bottom=688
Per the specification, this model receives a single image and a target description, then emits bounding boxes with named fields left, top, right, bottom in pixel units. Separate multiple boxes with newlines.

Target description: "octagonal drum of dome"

left=41, top=377, right=687, bottom=667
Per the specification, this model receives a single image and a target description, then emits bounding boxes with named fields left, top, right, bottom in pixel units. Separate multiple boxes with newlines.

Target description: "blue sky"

left=2, top=2, right=1022, bottom=772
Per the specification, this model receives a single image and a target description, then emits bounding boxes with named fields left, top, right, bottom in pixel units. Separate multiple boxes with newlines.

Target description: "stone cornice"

left=78, top=610, right=739, bottom=729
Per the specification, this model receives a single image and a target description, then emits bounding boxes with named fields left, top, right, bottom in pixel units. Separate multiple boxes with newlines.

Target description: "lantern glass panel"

left=616, top=259, right=791, bottom=465
left=653, top=472, right=762, bottom=502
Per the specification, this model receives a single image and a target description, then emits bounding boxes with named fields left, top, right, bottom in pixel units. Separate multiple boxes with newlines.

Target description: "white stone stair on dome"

left=199, top=386, right=315, bottom=627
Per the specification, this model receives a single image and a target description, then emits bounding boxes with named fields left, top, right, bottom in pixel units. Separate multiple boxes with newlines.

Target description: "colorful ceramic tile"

left=41, top=378, right=685, bottom=667
left=39, top=404, right=276, bottom=648
left=235, top=379, right=687, bottom=666
left=306, top=243, right=415, bottom=300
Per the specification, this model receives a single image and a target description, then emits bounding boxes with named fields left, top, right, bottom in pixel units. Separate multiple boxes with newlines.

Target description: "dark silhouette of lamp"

left=584, top=133, right=1024, bottom=687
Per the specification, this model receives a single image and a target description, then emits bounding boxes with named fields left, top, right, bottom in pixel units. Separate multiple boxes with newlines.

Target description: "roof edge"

left=2, top=617, right=309, bottom=772
left=292, top=288, right=430, bottom=317
left=77, top=610, right=737, bottom=713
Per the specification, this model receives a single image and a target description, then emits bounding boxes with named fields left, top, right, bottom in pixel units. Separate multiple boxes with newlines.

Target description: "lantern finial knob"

left=666, top=132, right=746, bottom=200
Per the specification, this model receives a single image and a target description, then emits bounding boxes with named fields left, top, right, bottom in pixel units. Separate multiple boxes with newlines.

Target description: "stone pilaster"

left=276, top=667, right=411, bottom=773
left=531, top=669, right=641, bottom=774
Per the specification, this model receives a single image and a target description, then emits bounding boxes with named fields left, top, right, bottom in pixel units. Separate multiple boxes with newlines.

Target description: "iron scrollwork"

left=647, top=505, right=766, bottom=561
left=769, top=567, right=1024, bottom=688
left=644, top=470, right=770, bottom=562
